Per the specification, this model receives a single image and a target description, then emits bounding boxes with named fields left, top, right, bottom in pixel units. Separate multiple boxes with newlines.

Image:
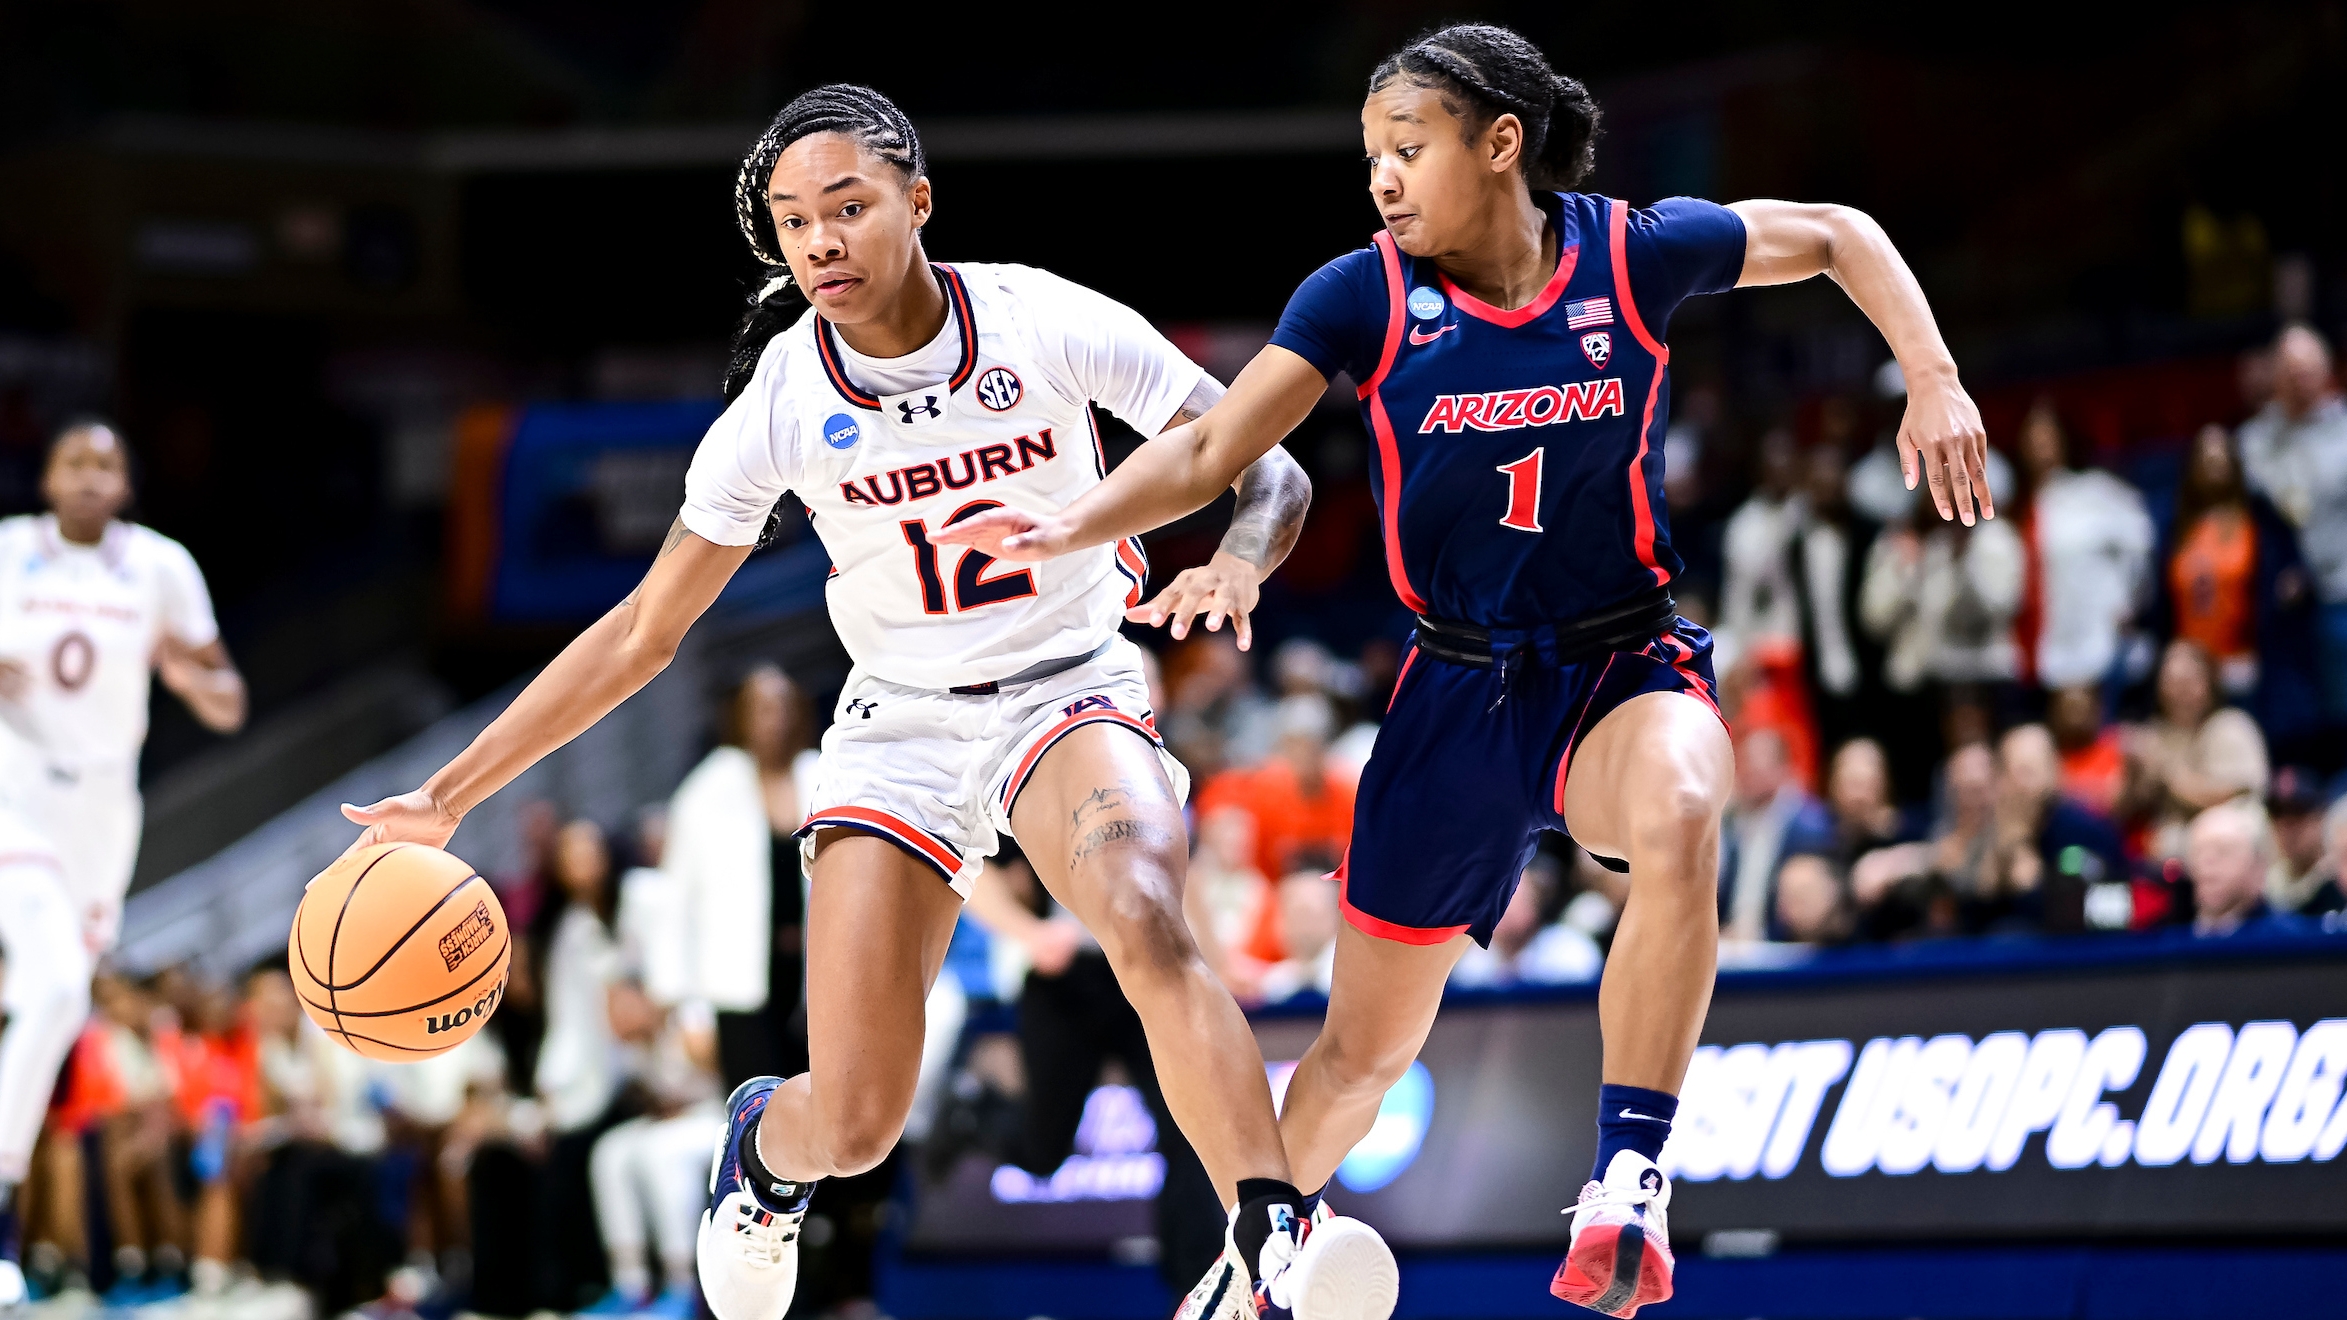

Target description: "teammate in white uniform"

left=0, top=421, right=246, bottom=1302
left=344, top=85, right=1397, bottom=1320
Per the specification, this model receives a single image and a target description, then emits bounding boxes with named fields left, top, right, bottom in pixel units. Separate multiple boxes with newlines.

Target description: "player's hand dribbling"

left=1896, top=367, right=1994, bottom=526
left=928, top=505, right=1072, bottom=562
left=339, top=789, right=462, bottom=859
left=1128, top=551, right=1263, bottom=650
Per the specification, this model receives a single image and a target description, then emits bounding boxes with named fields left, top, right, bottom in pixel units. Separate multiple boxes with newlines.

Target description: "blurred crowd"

left=16, top=324, right=2347, bottom=1319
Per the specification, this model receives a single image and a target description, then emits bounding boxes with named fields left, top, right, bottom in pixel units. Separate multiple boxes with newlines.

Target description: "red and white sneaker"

left=1172, top=1199, right=1397, bottom=1320
left=1551, top=1151, right=1674, bottom=1317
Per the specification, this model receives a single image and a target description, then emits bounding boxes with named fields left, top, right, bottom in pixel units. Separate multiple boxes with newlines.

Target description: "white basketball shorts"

left=797, top=636, right=1189, bottom=895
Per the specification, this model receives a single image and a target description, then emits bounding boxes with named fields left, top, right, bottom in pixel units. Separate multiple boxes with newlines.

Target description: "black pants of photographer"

left=1017, top=950, right=1224, bottom=1292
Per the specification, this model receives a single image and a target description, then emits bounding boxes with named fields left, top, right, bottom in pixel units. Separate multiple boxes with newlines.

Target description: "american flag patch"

left=1564, top=296, right=1614, bottom=329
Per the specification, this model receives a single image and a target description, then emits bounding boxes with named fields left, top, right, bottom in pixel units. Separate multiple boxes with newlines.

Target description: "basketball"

left=289, top=842, right=511, bottom=1062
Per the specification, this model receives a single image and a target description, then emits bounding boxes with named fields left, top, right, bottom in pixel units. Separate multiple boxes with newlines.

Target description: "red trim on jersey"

left=1334, top=850, right=1470, bottom=945
left=999, top=709, right=1162, bottom=818
left=817, top=265, right=977, bottom=411
left=1609, top=199, right=1673, bottom=589
left=1114, top=538, right=1149, bottom=608
left=801, top=805, right=961, bottom=879
left=1550, top=654, right=1621, bottom=814
left=938, top=264, right=981, bottom=393
left=1439, top=244, right=1580, bottom=329
left=1362, top=232, right=1431, bottom=616
left=1662, top=632, right=1728, bottom=726
left=1387, top=644, right=1419, bottom=713
left=1358, top=231, right=1410, bottom=398
left=0, top=851, right=62, bottom=875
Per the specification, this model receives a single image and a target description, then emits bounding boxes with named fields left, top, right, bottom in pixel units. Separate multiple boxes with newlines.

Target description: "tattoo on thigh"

left=1067, top=779, right=1169, bottom=866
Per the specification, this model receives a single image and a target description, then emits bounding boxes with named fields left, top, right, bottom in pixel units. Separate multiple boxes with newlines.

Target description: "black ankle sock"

left=1231, top=1178, right=1305, bottom=1282
left=735, top=1123, right=814, bottom=1215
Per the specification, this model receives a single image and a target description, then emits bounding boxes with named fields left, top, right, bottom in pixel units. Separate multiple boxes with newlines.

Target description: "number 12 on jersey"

left=900, top=501, right=1039, bottom=614
left=1498, top=448, right=1545, bottom=533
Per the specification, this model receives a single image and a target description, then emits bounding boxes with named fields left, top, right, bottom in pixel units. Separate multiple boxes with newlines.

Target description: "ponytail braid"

left=1368, top=24, right=1602, bottom=191
left=722, top=84, right=927, bottom=403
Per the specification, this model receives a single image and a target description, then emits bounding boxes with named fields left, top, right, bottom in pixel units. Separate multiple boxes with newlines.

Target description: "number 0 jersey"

left=0, top=514, right=221, bottom=775
left=1270, top=192, right=1747, bottom=628
left=682, top=262, right=1204, bottom=691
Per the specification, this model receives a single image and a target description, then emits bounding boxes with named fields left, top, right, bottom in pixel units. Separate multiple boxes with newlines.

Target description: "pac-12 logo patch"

left=1580, top=331, right=1612, bottom=368
left=976, top=366, right=1022, bottom=412
left=822, top=413, right=861, bottom=450
left=1407, top=286, right=1445, bottom=320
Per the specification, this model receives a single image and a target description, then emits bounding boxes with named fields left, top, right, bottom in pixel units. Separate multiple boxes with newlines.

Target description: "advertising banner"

left=901, top=942, right=2347, bottom=1255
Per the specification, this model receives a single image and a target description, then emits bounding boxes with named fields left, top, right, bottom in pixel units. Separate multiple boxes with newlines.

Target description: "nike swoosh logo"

left=1619, top=1108, right=1671, bottom=1123
left=1407, top=323, right=1456, bottom=345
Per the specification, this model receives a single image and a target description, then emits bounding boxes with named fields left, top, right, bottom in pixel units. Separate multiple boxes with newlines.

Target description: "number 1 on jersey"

left=1497, top=448, right=1545, bottom=533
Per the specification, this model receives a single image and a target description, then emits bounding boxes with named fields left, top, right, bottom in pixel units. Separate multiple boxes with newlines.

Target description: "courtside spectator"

left=666, top=666, right=815, bottom=1090
left=1995, top=724, right=2126, bottom=932
left=1719, top=728, right=1836, bottom=942
left=2184, top=800, right=2302, bottom=937
left=1256, top=872, right=1342, bottom=1004
left=1161, top=631, right=1276, bottom=779
left=1792, top=441, right=1875, bottom=754
left=1859, top=490, right=2025, bottom=692
left=1184, top=805, right=1271, bottom=1001
left=1195, top=693, right=1354, bottom=895
left=1451, top=858, right=1604, bottom=987
left=1853, top=742, right=1999, bottom=941
left=1773, top=854, right=1854, bottom=946
left=2123, top=640, right=2270, bottom=859
left=2267, top=767, right=2344, bottom=917
left=2048, top=685, right=2126, bottom=818
left=2011, top=398, right=2153, bottom=691
left=1823, top=738, right=1921, bottom=868
left=1715, top=428, right=1804, bottom=682
left=2236, top=324, right=2347, bottom=719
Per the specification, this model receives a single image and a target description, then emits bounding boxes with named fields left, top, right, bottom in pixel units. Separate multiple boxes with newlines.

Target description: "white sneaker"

left=695, top=1078, right=807, bottom=1320
left=0, top=1260, right=22, bottom=1309
left=1551, top=1151, right=1675, bottom=1317
left=1264, top=1212, right=1397, bottom=1320
left=1174, top=1195, right=1355, bottom=1320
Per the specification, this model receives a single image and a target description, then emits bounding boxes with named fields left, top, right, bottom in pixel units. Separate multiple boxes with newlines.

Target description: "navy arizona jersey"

left=1271, top=192, right=1745, bottom=627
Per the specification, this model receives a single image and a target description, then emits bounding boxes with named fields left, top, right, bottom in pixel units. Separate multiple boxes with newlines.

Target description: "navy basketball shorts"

left=1338, top=619, right=1724, bottom=947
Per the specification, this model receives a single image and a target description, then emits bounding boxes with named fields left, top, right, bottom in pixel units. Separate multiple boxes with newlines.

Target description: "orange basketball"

left=289, top=842, right=511, bottom=1062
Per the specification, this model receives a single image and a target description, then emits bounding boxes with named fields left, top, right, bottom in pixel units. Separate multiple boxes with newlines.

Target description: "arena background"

left=2, top=3, right=2344, bottom=1319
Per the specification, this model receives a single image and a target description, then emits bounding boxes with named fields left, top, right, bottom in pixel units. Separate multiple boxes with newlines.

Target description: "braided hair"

left=723, top=84, right=927, bottom=404
left=1368, top=24, right=1601, bottom=192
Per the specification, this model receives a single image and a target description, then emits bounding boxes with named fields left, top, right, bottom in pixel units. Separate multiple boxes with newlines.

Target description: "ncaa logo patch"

left=1580, top=331, right=1612, bottom=369
left=976, top=366, right=1022, bottom=412
left=822, top=412, right=861, bottom=450
left=1407, top=286, right=1445, bottom=320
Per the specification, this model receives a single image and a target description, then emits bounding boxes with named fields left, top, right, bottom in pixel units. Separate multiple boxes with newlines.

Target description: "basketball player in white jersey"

left=0, top=420, right=246, bottom=1302
left=343, top=85, right=1398, bottom=1320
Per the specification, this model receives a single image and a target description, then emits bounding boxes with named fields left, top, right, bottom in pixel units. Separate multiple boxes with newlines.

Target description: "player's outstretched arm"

left=342, top=519, right=752, bottom=850
left=1729, top=199, right=1992, bottom=526
left=931, top=344, right=1329, bottom=565
left=1120, top=375, right=1314, bottom=652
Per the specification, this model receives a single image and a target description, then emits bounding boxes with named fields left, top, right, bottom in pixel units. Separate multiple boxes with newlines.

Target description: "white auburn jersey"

left=0, top=515, right=220, bottom=775
left=682, top=262, right=1204, bottom=691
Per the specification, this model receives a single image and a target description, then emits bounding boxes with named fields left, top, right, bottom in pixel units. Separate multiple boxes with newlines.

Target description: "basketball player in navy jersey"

left=939, top=24, right=1990, bottom=1316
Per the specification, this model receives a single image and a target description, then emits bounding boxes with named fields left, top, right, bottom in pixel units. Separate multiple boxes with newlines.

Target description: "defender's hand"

left=340, top=789, right=462, bottom=857
left=1897, top=370, right=1993, bottom=525
left=929, top=506, right=1074, bottom=562
left=1127, top=551, right=1263, bottom=650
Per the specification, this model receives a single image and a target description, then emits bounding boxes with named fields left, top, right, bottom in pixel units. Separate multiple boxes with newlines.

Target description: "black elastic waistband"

left=1413, top=587, right=1678, bottom=669
left=948, top=639, right=1113, bottom=695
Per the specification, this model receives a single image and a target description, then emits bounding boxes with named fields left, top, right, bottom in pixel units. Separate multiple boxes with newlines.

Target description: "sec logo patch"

left=1407, top=287, right=1445, bottom=320
left=976, top=366, right=1022, bottom=412
left=822, top=413, right=861, bottom=450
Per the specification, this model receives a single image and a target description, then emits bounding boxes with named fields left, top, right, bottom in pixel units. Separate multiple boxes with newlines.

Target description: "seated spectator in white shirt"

left=1449, top=857, right=1604, bottom=988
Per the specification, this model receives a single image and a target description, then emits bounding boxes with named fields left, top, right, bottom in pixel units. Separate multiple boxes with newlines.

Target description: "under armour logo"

left=897, top=395, right=942, bottom=423
left=846, top=698, right=880, bottom=719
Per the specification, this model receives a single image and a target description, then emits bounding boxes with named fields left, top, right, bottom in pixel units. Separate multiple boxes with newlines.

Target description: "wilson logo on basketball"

left=437, top=901, right=495, bottom=971
left=425, top=979, right=504, bottom=1036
